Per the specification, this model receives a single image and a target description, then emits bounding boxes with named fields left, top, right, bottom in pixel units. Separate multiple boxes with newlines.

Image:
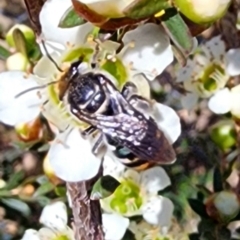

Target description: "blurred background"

left=0, top=0, right=240, bottom=239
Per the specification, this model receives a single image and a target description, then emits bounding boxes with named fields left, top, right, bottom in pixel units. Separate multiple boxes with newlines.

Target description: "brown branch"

left=23, top=0, right=46, bottom=35
left=67, top=176, right=104, bottom=240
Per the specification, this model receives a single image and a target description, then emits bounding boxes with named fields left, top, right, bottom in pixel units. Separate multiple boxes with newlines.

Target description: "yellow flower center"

left=200, top=63, right=225, bottom=92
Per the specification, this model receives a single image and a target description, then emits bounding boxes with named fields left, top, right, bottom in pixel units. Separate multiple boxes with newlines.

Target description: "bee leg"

left=92, top=133, right=104, bottom=154
left=81, top=125, right=97, bottom=138
left=128, top=94, right=151, bottom=113
left=121, top=82, right=138, bottom=100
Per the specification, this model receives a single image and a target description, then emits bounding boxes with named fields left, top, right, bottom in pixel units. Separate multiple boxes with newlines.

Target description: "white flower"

left=120, top=23, right=174, bottom=81
left=103, top=155, right=126, bottom=178
left=40, top=0, right=94, bottom=47
left=0, top=0, right=176, bottom=182
left=176, top=36, right=240, bottom=110
left=225, top=48, right=240, bottom=76
left=21, top=201, right=74, bottom=240
left=129, top=220, right=171, bottom=240
left=101, top=164, right=174, bottom=227
left=102, top=213, right=129, bottom=240
left=208, top=85, right=240, bottom=118
left=0, top=70, right=102, bottom=182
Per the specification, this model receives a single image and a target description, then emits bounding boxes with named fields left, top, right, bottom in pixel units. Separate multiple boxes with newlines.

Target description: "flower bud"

left=15, top=118, right=43, bottom=143
left=210, top=120, right=237, bottom=151
left=19, top=184, right=35, bottom=197
left=6, top=24, right=35, bottom=48
left=0, top=179, right=6, bottom=189
left=76, top=0, right=134, bottom=18
left=72, top=0, right=168, bottom=29
left=174, top=0, right=231, bottom=24
left=43, top=155, right=63, bottom=185
left=206, top=191, right=240, bottom=223
left=6, top=52, right=29, bottom=71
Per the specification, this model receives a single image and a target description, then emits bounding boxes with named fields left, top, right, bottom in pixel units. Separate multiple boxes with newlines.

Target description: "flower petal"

left=102, top=213, right=129, bottom=240
left=142, top=196, right=173, bottom=227
left=0, top=71, right=43, bottom=126
left=123, top=169, right=141, bottom=184
left=152, top=102, right=181, bottom=144
left=103, top=155, right=125, bottom=179
left=41, top=101, right=69, bottom=132
left=39, top=201, right=67, bottom=230
left=40, top=0, right=94, bottom=46
left=38, top=39, right=65, bottom=56
left=180, top=92, right=199, bottom=110
left=48, top=128, right=101, bottom=182
left=202, top=36, right=225, bottom=60
left=176, top=60, right=194, bottom=83
left=140, top=167, right=171, bottom=193
left=38, top=227, right=56, bottom=238
left=208, top=88, right=232, bottom=114
left=33, top=54, right=61, bottom=81
left=21, top=229, right=40, bottom=240
left=226, top=48, right=240, bottom=76
left=130, top=72, right=150, bottom=99
left=122, top=23, right=173, bottom=80
left=77, top=0, right=129, bottom=18
left=230, top=84, right=240, bottom=118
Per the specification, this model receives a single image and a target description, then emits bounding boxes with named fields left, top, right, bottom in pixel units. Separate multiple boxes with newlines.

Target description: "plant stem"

left=67, top=178, right=104, bottom=240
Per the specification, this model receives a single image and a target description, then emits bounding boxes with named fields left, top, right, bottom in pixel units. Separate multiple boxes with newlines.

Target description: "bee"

left=59, top=57, right=176, bottom=170
left=20, top=40, right=176, bottom=169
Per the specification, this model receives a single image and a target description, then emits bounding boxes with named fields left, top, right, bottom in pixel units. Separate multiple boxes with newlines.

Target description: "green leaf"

left=54, top=186, right=66, bottom=197
left=62, top=47, right=93, bottom=62
left=58, top=6, right=86, bottom=28
left=90, top=175, right=120, bottom=200
left=0, top=190, right=12, bottom=197
left=35, top=196, right=51, bottom=207
left=161, top=8, right=194, bottom=57
left=0, top=45, right=11, bottom=60
left=12, top=28, right=28, bottom=57
left=188, top=198, right=209, bottom=218
left=92, top=27, right=100, bottom=39
left=5, top=170, right=25, bottom=190
left=33, top=182, right=55, bottom=197
left=1, top=198, right=31, bottom=217
left=101, top=58, right=128, bottom=87
left=213, top=167, right=223, bottom=192
left=123, top=0, right=171, bottom=19
left=28, top=45, right=42, bottom=61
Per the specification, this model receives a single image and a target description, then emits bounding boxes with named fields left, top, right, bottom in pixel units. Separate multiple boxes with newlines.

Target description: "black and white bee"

left=58, top=56, right=176, bottom=170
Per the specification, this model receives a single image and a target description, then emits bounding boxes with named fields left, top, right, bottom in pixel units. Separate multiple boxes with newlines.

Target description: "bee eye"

left=68, top=79, right=95, bottom=105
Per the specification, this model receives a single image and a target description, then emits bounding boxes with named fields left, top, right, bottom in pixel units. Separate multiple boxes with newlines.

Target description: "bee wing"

left=95, top=114, right=176, bottom=164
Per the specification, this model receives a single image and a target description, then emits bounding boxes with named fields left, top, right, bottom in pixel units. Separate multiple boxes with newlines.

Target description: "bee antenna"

left=15, top=81, right=58, bottom=98
left=40, top=40, right=63, bottom=73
